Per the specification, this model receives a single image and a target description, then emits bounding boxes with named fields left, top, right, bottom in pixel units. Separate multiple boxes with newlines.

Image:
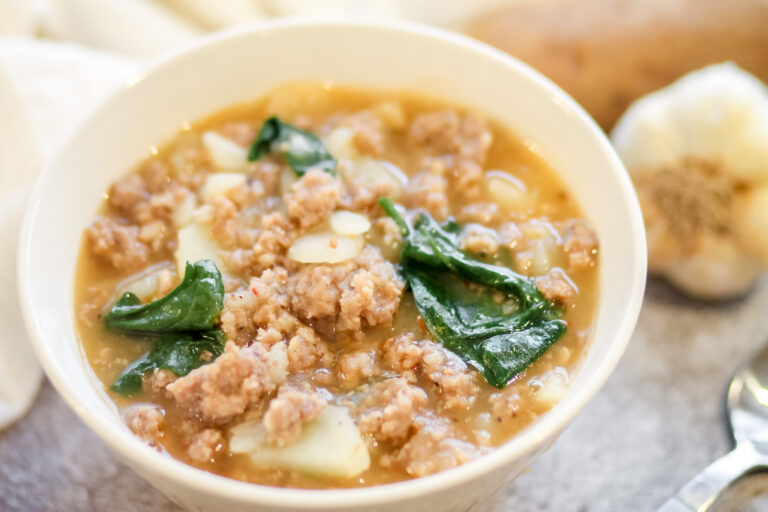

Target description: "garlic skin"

left=611, top=63, right=768, bottom=299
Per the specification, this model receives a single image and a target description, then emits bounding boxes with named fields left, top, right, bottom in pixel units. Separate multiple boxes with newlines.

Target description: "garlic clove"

left=611, top=93, right=685, bottom=176
left=329, top=211, right=371, bottom=236
left=288, top=232, right=364, bottom=264
left=202, top=130, right=248, bottom=173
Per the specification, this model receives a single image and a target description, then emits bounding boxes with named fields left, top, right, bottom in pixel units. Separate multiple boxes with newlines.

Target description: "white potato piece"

left=280, top=167, right=298, bottom=195
left=173, top=193, right=197, bottom=228
left=200, top=172, right=246, bottom=202
left=231, top=406, right=370, bottom=479
left=202, top=130, right=248, bottom=173
left=530, top=239, right=559, bottom=276
left=330, top=211, right=371, bottom=236
left=288, top=232, right=364, bottom=264
left=372, top=100, right=407, bottom=130
left=175, top=221, right=225, bottom=275
left=486, top=170, right=530, bottom=212
left=323, top=127, right=359, bottom=160
left=533, top=369, right=569, bottom=407
left=266, top=342, right=288, bottom=386
left=229, top=419, right=266, bottom=454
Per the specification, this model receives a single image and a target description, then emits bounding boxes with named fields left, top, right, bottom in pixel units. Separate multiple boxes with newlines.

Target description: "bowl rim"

left=18, top=17, right=646, bottom=508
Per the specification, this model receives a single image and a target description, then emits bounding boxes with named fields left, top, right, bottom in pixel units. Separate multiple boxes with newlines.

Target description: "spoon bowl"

left=729, top=343, right=768, bottom=450
left=659, top=341, right=768, bottom=511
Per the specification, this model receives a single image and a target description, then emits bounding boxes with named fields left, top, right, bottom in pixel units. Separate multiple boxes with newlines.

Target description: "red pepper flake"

left=251, top=287, right=259, bottom=296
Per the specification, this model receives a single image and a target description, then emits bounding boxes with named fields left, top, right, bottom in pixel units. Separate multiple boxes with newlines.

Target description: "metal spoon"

left=658, top=342, right=768, bottom=511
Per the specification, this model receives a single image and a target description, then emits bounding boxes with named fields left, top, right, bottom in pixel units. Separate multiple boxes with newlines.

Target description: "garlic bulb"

left=611, top=63, right=768, bottom=299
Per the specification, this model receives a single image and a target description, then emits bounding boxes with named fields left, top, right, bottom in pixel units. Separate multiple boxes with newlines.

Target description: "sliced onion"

left=118, top=263, right=173, bottom=302
left=346, top=158, right=406, bottom=199
left=288, top=233, right=364, bottom=264
left=202, top=130, right=248, bottom=173
left=330, top=211, right=371, bottom=236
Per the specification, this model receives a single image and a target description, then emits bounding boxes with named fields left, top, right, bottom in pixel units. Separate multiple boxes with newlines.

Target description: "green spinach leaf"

left=111, top=330, right=226, bottom=395
left=379, top=197, right=566, bottom=388
left=105, top=260, right=224, bottom=334
left=248, top=116, right=336, bottom=176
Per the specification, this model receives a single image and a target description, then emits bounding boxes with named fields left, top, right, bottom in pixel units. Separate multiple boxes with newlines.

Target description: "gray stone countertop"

left=3, top=278, right=768, bottom=512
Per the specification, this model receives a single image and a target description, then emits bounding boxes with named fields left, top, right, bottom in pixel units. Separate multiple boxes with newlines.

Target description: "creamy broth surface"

left=75, top=82, right=598, bottom=488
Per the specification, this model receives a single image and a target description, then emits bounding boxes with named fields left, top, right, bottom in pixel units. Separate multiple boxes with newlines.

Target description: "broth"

left=75, top=82, right=598, bottom=488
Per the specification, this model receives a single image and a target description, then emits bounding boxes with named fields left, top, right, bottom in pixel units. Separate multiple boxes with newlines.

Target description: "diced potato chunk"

left=202, top=131, right=248, bottom=173
left=533, top=369, right=569, bottom=407
left=230, top=406, right=370, bottom=479
left=280, top=167, right=299, bottom=195
left=288, top=233, right=364, bottom=264
left=267, top=343, right=288, bottom=386
left=200, top=173, right=246, bottom=202
left=486, top=170, right=530, bottom=212
left=175, top=222, right=225, bottom=275
left=330, top=211, right=371, bottom=236
left=323, top=127, right=360, bottom=160
left=173, top=194, right=197, bottom=228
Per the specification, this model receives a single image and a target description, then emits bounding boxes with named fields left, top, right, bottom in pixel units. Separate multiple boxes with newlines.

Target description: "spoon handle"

left=656, top=444, right=767, bottom=512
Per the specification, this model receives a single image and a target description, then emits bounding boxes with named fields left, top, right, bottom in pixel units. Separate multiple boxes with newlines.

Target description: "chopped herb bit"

left=379, top=197, right=566, bottom=389
left=248, top=117, right=336, bottom=176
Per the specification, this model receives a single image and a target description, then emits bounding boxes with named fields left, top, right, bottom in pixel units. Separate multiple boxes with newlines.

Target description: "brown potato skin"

left=468, top=0, right=768, bottom=131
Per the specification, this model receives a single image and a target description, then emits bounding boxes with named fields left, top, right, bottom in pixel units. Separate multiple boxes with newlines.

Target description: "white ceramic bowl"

left=18, top=19, right=646, bottom=512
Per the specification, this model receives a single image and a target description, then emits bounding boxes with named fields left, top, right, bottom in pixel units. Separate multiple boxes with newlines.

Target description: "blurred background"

left=3, top=0, right=768, bottom=131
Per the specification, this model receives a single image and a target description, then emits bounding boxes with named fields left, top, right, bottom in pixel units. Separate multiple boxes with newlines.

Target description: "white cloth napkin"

left=0, top=38, right=136, bottom=428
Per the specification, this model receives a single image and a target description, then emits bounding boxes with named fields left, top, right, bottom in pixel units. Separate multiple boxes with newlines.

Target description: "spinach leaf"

left=111, top=330, right=226, bottom=396
left=379, top=197, right=566, bottom=389
left=248, top=116, right=336, bottom=176
left=110, top=354, right=153, bottom=396
left=105, top=260, right=224, bottom=334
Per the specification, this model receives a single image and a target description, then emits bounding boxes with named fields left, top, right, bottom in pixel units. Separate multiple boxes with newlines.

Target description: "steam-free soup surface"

left=75, top=82, right=598, bottom=488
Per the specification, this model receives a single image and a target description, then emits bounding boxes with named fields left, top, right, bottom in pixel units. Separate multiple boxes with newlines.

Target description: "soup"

left=74, top=82, right=599, bottom=488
